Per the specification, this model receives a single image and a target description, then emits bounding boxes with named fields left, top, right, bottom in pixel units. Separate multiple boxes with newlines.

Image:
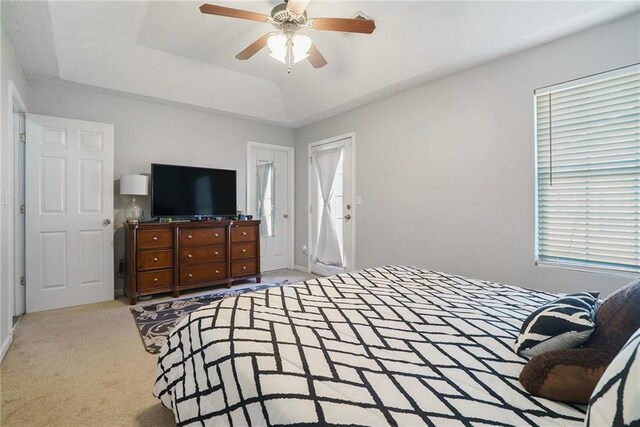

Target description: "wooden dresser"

left=124, top=220, right=261, bottom=304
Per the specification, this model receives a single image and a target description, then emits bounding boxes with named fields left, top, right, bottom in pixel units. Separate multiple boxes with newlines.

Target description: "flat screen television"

left=151, top=163, right=237, bottom=218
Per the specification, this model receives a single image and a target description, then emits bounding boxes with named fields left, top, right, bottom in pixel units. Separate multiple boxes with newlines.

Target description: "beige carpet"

left=0, top=269, right=317, bottom=426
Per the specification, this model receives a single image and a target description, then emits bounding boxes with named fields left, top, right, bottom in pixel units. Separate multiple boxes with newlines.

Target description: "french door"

left=247, top=142, right=294, bottom=271
left=309, top=135, right=355, bottom=276
left=25, top=114, right=114, bottom=312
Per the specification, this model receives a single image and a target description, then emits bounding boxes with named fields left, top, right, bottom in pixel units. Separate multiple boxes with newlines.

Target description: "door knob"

left=103, top=218, right=111, bottom=225
left=283, top=213, right=289, bottom=218
left=344, top=214, right=352, bottom=220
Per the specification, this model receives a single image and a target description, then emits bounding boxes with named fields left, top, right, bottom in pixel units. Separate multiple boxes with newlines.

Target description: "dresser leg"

left=129, top=296, right=137, bottom=305
left=225, top=281, right=232, bottom=289
left=256, top=276, right=261, bottom=283
left=172, top=289, right=179, bottom=298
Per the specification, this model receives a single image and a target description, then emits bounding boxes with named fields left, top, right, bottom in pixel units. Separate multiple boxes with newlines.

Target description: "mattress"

left=154, top=265, right=586, bottom=426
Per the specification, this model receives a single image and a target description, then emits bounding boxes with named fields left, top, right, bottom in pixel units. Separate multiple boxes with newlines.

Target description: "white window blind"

left=535, top=64, right=640, bottom=273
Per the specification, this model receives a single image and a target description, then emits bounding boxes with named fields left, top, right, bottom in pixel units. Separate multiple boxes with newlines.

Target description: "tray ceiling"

left=3, top=1, right=639, bottom=127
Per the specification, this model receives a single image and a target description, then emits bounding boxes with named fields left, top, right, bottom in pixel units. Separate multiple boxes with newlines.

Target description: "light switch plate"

left=356, top=196, right=362, bottom=206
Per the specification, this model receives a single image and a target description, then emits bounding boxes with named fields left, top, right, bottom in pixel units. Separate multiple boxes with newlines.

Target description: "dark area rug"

left=131, top=280, right=289, bottom=354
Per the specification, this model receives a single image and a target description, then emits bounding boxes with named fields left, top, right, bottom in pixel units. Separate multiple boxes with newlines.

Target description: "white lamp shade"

left=291, top=34, right=311, bottom=63
left=120, top=174, right=148, bottom=196
left=268, top=33, right=288, bottom=63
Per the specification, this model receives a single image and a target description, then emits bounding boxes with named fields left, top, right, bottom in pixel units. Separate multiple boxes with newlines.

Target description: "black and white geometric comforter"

left=154, top=265, right=586, bottom=426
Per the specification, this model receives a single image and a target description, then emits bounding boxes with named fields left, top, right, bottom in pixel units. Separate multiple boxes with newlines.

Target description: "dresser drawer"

left=180, top=263, right=227, bottom=285
left=137, top=250, right=173, bottom=270
left=231, top=242, right=257, bottom=260
left=137, top=269, right=173, bottom=292
left=180, top=227, right=226, bottom=246
left=231, top=225, right=257, bottom=243
left=180, top=245, right=225, bottom=265
left=137, top=229, right=172, bottom=249
left=232, top=260, right=257, bottom=277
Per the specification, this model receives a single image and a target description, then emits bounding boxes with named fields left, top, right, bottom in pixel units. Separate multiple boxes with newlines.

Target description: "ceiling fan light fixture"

left=291, top=33, right=311, bottom=63
left=267, top=33, right=288, bottom=63
left=268, top=32, right=312, bottom=68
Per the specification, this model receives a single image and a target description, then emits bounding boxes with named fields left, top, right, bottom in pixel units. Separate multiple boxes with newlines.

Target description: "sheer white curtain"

left=257, top=161, right=274, bottom=237
left=313, top=146, right=344, bottom=267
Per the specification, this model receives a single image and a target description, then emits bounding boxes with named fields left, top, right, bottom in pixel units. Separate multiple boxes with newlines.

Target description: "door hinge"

left=19, top=133, right=26, bottom=144
left=20, top=204, right=25, bottom=214
left=20, top=276, right=26, bottom=286
left=309, top=156, right=312, bottom=164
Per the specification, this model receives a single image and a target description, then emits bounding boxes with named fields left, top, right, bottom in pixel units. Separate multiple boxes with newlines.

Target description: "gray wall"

left=27, top=81, right=295, bottom=293
left=1, top=25, right=29, bottom=356
left=294, top=13, right=640, bottom=296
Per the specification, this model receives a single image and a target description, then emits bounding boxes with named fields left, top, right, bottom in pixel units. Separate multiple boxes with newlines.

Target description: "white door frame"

left=307, top=132, right=356, bottom=275
left=8, top=81, right=27, bottom=323
left=1, top=81, right=28, bottom=361
left=246, top=141, right=295, bottom=270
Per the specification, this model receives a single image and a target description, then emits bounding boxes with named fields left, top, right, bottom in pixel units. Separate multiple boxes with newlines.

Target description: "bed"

left=154, top=265, right=586, bottom=426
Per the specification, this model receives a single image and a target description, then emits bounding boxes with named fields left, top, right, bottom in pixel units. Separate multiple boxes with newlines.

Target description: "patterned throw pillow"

left=514, top=292, right=599, bottom=358
left=585, top=326, right=640, bottom=426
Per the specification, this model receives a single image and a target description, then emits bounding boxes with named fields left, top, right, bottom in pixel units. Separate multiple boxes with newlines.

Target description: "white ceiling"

left=3, top=1, right=639, bottom=127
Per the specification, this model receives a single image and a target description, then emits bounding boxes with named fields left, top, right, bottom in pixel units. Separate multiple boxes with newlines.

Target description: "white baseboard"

left=0, top=334, right=13, bottom=363
left=293, top=265, right=310, bottom=273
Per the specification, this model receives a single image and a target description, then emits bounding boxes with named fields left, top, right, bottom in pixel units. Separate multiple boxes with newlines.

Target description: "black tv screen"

left=151, top=163, right=237, bottom=218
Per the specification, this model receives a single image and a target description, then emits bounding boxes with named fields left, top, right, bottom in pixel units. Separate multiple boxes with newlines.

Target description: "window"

left=535, top=64, right=640, bottom=273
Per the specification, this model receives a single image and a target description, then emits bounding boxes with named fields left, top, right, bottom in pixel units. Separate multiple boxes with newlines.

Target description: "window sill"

left=535, top=260, right=639, bottom=279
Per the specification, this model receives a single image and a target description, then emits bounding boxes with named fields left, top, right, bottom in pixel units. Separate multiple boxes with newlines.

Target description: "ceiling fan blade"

left=286, top=0, right=310, bottom=16
left=310, top=17, right=375, bottom=34
left=307, top=44, right=327, bottom=68
left=199, top=4, right=270, bottom=23
left=236, top=33, right=273, bottom=60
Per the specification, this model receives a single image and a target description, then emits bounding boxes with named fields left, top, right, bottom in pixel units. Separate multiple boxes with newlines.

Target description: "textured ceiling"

left=3, top=1, right=639, bottom=127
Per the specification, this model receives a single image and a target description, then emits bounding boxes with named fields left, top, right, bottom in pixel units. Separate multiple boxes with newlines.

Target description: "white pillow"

left=585, top=326, right=640, bottom=426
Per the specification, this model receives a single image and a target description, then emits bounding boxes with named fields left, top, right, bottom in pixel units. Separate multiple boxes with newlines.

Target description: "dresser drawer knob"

left=214, top=233, right=219, bottom=237
left=215, top=270, right=219, bottom=274
left=153, top=236, right=158, bottom=241
left=242, top=231, right=247, bottom=236
left=188, top=254, right=192, bottom=258
left=188, top=234, right=193, bottom=239
left=188, top=273, right=193, bottom=278
left=153, top=278, right=158, bottom=283
left=214, top=251, right=219, bottom=255
left=153, top=257, right=158, bottom=262
left=242, top=266, right=247, bottom=270
left=242, top=249, right=247, bottom=253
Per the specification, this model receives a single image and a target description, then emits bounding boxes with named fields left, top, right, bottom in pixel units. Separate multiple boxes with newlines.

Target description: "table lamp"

left=120, top=174, right=148, bottom=223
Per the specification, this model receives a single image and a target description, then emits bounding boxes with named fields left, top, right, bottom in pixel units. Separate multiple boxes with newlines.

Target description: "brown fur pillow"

left=519, top=278, right=640, bottom=404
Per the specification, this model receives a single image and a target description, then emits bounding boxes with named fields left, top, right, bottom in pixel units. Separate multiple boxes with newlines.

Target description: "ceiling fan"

left=199, top=0, right=376, bottom=72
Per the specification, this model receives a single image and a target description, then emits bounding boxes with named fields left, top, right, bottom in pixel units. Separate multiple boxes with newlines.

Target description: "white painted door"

left=247, top=143, right=293, bottom=272
left=26, top=114, right=114, bottom=313
left=309, top=135, right=355, bottom=276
